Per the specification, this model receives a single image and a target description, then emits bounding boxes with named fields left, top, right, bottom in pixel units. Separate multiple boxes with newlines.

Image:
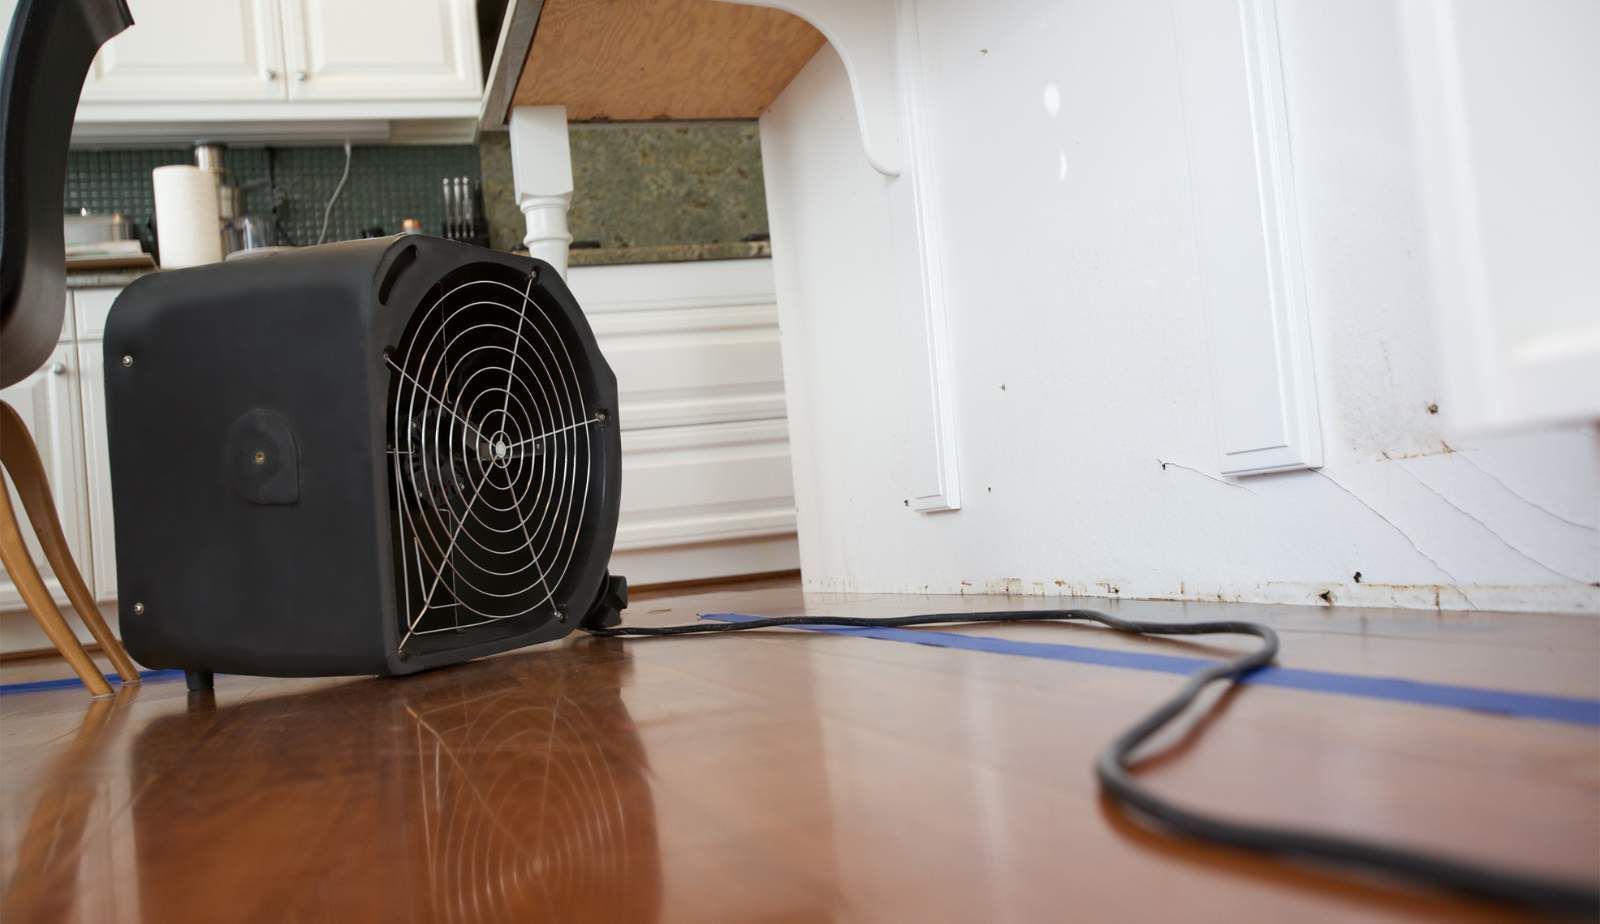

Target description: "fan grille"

left=386, top=265, right=602, bottom=653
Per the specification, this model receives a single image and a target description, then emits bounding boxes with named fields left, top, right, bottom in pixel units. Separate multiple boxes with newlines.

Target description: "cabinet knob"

left=295, top=69, right=308, bottom=82
left=50, top=362, right=66, bottom=376
left=264, top=68, right=278, bottom=82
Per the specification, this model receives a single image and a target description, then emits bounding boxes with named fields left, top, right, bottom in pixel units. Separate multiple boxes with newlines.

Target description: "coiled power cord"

left=589, top=607, right=1600, bottom=915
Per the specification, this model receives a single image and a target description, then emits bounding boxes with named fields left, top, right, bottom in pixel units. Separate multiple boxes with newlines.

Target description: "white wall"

left=761, top=2, right=1598, bottom=613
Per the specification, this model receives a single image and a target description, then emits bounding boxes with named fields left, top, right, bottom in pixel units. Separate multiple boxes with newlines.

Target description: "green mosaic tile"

left=263, top=145, right=482, bottom=244
left=64, top=147, right=198, bottom=221
left=65, top=144, right=482, bottom=248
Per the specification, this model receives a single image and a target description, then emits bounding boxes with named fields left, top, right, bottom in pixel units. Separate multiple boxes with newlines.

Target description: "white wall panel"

left=1175, top=0, right=1323, bottom=476
left=1402, top=0, right=1600, bottom=430
left=757, top=1, right=1598, bottom=613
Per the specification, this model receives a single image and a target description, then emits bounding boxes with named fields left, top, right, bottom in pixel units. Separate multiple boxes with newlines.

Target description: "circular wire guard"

left=386, top=269, right=601, bottom=652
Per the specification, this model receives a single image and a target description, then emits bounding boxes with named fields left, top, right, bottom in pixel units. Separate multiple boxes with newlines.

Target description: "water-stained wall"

left=759, top=3, right=1598, bottom=613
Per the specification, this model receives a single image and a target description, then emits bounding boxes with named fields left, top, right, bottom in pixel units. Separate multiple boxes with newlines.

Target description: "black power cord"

left=588, top=608, right=1600, bottom=915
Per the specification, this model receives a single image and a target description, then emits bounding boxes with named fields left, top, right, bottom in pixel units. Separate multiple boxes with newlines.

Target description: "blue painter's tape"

left=0, top=668, right=185, bottom=696
left=701, top=613, right=1600, bottom=728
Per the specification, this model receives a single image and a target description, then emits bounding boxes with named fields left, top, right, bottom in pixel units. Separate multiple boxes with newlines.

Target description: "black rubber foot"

left=185, top=670, right=214, bottom=692
left=578, top=572, right=629, bottom=631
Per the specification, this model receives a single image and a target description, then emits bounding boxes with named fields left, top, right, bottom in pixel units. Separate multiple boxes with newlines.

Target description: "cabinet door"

left=79, top=0, right=286, bottom=102
left=280, top=0, right=481, bottom=101
left=0, top=346, right=94, bottom=613
left=1405, top=0, right=1600, bottom=430
left=75, top=288, right=121, bottom=605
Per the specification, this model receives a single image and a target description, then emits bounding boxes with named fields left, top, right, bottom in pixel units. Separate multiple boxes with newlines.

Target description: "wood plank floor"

left=1, top=578, right=1596, bottom=922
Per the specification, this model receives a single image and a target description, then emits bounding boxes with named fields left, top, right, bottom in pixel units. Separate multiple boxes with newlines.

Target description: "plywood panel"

left=510, top=0, right=826, bottom=121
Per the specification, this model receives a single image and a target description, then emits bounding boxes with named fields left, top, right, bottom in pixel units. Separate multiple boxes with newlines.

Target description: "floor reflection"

left=107, top=643, right=661, bottom=922
left=3, top=683, right=142, bottom=923
left=405, top=648, right=660, bottom=922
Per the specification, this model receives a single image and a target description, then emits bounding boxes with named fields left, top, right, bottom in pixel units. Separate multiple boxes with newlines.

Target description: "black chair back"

left=0, top=0, right=131, bottom=388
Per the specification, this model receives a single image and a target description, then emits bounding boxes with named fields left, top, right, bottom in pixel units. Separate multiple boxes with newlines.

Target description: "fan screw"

left=132, top=602, right=145, bottom=615
left=121, top=355, right=133, bottom=367
left=253, top=450, right=267, bottom=465
left=594, top=409, right=608, bottom=423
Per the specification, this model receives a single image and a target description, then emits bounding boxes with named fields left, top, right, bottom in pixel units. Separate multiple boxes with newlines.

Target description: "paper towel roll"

left=153, top=165, right=222, bottom=268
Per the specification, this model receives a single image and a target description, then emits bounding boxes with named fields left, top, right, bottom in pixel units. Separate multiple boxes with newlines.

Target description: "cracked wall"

left=761, top=1, right=1599, bottom=614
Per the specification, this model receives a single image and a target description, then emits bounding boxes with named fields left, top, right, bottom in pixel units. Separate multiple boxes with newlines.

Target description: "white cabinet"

left=73, top=0, right=482, bottom=142
left=281, top=0, right=482, bottom=101
left=78, top=0, right=285, bottom=103
left=73, top=289, right=121, bottom=605
left=83, top=0, right=479, bottom=104
left=0, top=343, right=94, bottom=614
left=566, top=260, right=801, bottom=585
left=0, top=290, right=119, bottom=652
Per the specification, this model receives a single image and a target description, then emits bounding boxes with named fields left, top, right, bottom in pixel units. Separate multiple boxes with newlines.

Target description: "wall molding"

left=1175, top=0, right=1324, bottom=476
left=717, top=0, right=903, bottom=176
left=889, top=0, right=960, bottom=510
left=730, top=0, right=961, bottom=511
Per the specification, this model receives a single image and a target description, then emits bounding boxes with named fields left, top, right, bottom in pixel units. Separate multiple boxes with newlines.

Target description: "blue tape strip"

left=701, top=613, right=1600, bottom=728
left=0, top=668, right=185, bottom=696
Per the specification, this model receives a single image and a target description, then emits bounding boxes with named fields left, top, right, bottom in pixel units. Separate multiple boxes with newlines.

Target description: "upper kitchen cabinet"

left=72, top=0, right=483, bottom=144
left=78, top=0, right=284, bottom=102
left=280, top=0, right=482, bottom=101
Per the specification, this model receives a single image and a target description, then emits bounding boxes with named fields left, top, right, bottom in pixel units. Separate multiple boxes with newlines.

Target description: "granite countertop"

left=65, top=240, right=770, bottom=288
left=567, top=240, right=770, bottom=266
left=66, top=268, right=157, bottom=288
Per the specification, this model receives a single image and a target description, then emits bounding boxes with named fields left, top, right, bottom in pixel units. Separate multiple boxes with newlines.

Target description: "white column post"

left=508, top=105, right=574, bottom=277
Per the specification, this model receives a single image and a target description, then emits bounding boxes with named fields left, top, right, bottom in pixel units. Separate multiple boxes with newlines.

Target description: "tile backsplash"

left=65, top=145, right=482, bottom=248
left=66, top=121, right=771, bottom=258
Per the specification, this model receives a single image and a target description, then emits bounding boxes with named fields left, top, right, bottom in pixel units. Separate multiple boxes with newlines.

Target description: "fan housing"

left=104, top=236, right=623, bottom=677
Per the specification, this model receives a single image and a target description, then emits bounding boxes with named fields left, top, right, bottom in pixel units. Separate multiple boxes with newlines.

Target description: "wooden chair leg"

left=0, top=400, right=139, bottom=683
left=0, top=486, right=112, bottom=696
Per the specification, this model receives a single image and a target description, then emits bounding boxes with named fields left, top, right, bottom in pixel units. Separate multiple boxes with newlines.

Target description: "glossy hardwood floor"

left=1, top=578, right=1596, bottom=922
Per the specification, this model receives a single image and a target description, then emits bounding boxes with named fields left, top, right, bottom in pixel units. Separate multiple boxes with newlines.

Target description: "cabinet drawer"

left=73, top=287, right=121, bottom=342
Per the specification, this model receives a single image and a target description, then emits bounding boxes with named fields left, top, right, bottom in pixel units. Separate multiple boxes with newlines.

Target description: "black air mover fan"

left=104, top=237, right=626, bottom=685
